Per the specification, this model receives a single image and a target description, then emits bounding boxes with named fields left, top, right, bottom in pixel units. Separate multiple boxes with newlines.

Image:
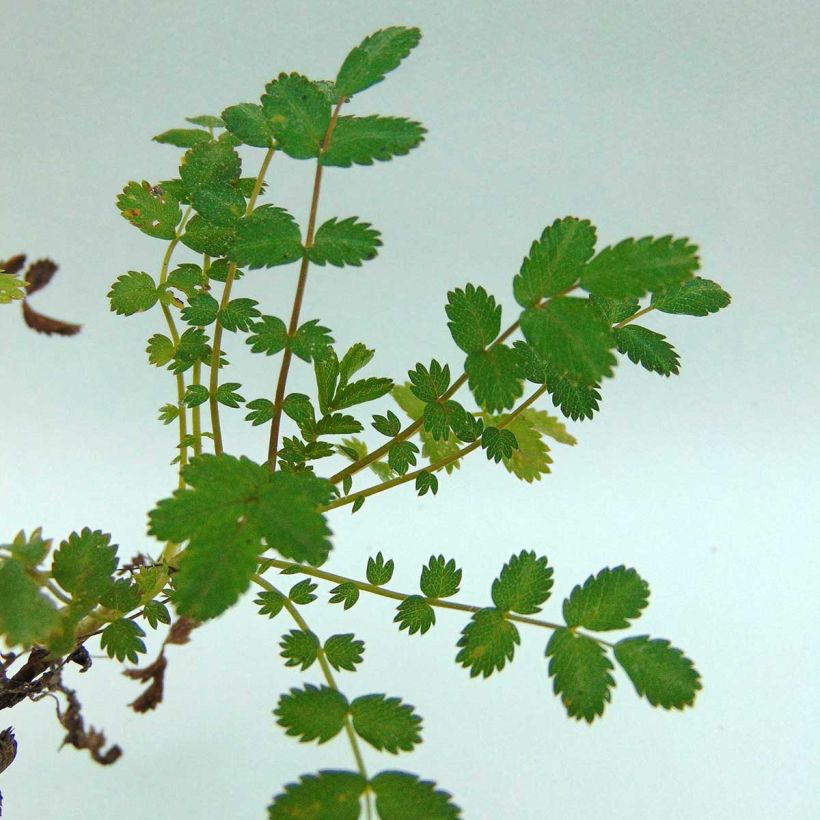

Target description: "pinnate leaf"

left=446, top=284, right=501, bottom=354
left=546, top=627, right=614, bottom=722
left=268, top=771, right=366, bottom=819
left=0, top=558, right=60, bottom=647
left=280, top=629, right=320, bottom=670
left=614, top=636, right=701, bottom=709
left=116, top=181, right=181, bottom=240
left=456, top=608, right=519, bottom=678
left=230, top=205, right=303, bottom=269
left=324, top=633, right=364, bottom=671
left=395, top=596, right=435, bottom=635
left=275, top=685, right=349, bottom=743
left=100, top=618, right=146, bottom=663
left=321, top=116, right=425, bottom=167
left=614, top=325, right=680, bottom=376
left=262, top=73, right=331, bottom=159
left=108, top=272, right=159, bottom=316
left=350, top=694, right=422, bottom=753
left=651, top=276, right=731, bottom=316
left=420, top=555, right=461, bottom=598
left=492, top=551, right=553, bottom=614
left=563, top=566, right=650, bottom=631
left=308, top=216, right=381, bottom=267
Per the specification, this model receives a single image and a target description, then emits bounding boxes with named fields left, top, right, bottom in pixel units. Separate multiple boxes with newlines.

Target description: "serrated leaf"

left=388, top=441, right=419, bottom=475
left=513, top=217, right=596, bottom=307
left=262, top=73, right=331, bottom=159
left=166, top=263, right=203, bottom=295
left=367, top=551, right=394, bottom=585
left=335, top=26, right=422, bottom=98
left=465, top=345, right=523, bottom=412
left=279, top=629, right=320, bottom=670
left=486, top=412, right=551, bottom=482
left=372, top=409, right=401, bottom=437
left=581, top=235, right=699, bottom=299
left=282, top=393, right=316, bottom=426
left=395, top=596, right=435, bottom=635
left=313, top=414, right=363, bottom=437
left=321, top=116, right=425, bottom=167
left=332, top=377, right=394, bottom=411
left=329, top=582, right=359, bottom=609
left=456, top=608, right=519, bottom=678
left=247, top=315, right=288, bottom=355
left=548, top=373, right=601, bottom=421
left=290, top=319, right=334, bottom=362
left=415, top=471, right=438, bottom=497
left=563, top=566, right=650, bottom=631
left=338, top=342, right=375, bottom=387
left=614, top=325, right=680, bottom=376
left=221, top=103, right=273, bottom=148
left=522, top=408, right=577, bottom=445
left=520, top=296, right=616, bottom=384
left=324, top=634, right=365, bottom=671
left=420, top=555, right=460, bottom=598
left=116, top=181, right=181, bottom=240
left=186, top=114, right=224, bottom=128
left=179, top=138, right=241, bottom=193
left=7, top=528, right=51, bottom=567
left=182, top=384, right=208, bottom=408
left=98, top=578, right=140, bottom=612
left=314, top=347, right=339, bottom=415
left=370, top=771, right=461, bottom=820
left=216, top=382, right=245, bottom=408
left=255, top=589, right=285, bottom=619
left=207, top=257, right=244, bottom=282
left=308, top=216, right=381, bottom=267
left=153, top=128, right=211, bottom=147
left=181, top=292, right=219, bottom=326
left=51, top=529, right=118, bottom=602
left=275, top=684, right=349, bottom=743
left=100, top=618, right=146, bottom=663
left=143, top=599, right=171, bottom=629
left=169, top=327, right=210, bottom=374
left=408, top=360, right=450, bottom=403
left=615, top=636, right=701, bottom=709
left=158, top=403, right=179, bottom=425
left=180, top=215, right=237, bottom=256
left=481, top=426, right=518, bottom=463
left=218, top=298, right=260, bottom=332
left=651, top=276, right=731, bottom=316
left=190, top=183, right=246, bottom=227
left=350, top=694, right=422, bottom=753
left=245, top=398, right=275, bottom=426
left=546, top=627, right=614, bottom=722
left=0, top=273, right=28, bottom=303
left=108, top=271, right=159, bottom=316
left=492, top=551, right=553, bottom=614
left=229, top=205, right=302, bottom=269
left=288, top=578, right=318, bottom=605
left=0, top=558, right=60, bottom=647
left=146, top=333, right=174, bottom=367
left=391, top=383, right=425, bottom=419
left=589, top=294, right=641, bottom=324
left=268, top=771, right=366, bottom=820
left=445, top=284, right=501, bottom=354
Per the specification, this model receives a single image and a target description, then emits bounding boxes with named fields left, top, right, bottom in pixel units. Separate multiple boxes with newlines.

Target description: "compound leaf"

left=456, top=608, right=519, bottom=678
left=614, top=325, right=680, bottom=376
left=481, top=426, right=518, bottom=463
left=563, top=566, right=650, bottom=631
left=290, top=319, right=334, bottom=363
left=321, top=116, right=425, bottom=167
left=492, top=551, right=553, bottom=614
left=350, top=694, right=422, bottom=754
left=288, top=578, right=318, bottom=605
left=146, top=334, right=174, bottom=367
left=487, top=412, right=552, bottom=482
left=179, top=137, right=241, bottom=193
left=408, top=360, right=450, bottom=403
left=308, top=216, right=381, bottom=267
left=415, top=471, right=439, bottom=497
left=329, top=582, right=359, bottom=609
left=245, top=398, right=275, bottom=426
left=275, top=684, right=349, bottom=743
left=388, top=440, right=419, bottom=475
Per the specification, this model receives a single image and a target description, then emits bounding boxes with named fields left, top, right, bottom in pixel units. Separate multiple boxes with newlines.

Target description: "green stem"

left=614, top=304, right=656, bottom=328
left=267, top=100, right=345, bottom=471
left=209, top=146, right=276, bottom=455
left=322, top=384, right=549, bottom=512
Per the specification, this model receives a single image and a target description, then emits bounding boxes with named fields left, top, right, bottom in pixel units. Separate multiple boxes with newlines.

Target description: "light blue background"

left=1, top=1, right=818, bottom=818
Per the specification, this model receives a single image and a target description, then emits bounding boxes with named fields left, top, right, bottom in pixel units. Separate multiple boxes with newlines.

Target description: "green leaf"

left=420, top=555, right=461, bottom=598
left=581, top=235, right=699, bottom=299
left=288, top=578, right=318, bottom=605
left=372, top=410, right=401, bottom=437
left=513, top=217, right=596, bottom=307
left=116, top=181, right=181, bottom=240
left=280, top=629, right=320, bottom=670
left=481, top=427, right=518, bottom=463
left=423, top=401, right=451, bottom=441
left=339, top=343, right=375, bottom=387
left=388, top=441, right=419, bottom=475
left=370, top=771, right=461, bottom=820
left=179, top=138, right=241, bottom=193
left=153, top=128, right=210, bottom=147
left=486, top=412, right=552, bottom=483
left=229, top=205, right=303, bottom=269
left=282, top=393, right=316, bottom=426
left=206, top=257, right=244, bottom=283
left=190, top=183, right=246, bottom=227
left=492, top=551, right=553, bottom=614
left=614, top=325, right=680, bottom=376
left=546, top=627, right=614, bottom=722
left=391, top=383, right=425, bottom=419
left=313, top=414, right=363, bottom=437
left=51, top=529, right=117, bottom=602
left=0, top=558, right=60, bottom=647
left=445, top=284, right=501, bottom=354
left=465, top=345, right=523, bottom=412
left=181, top=292, right=219, bottom=326
left=245, top=398, right=275, bottom=426
left=247, top=315, right=288, bottom=355
left=108, top=271, right=159, bottom=316
left=6, top=528, right=51, bottom=568
left=615, top=636, right=701, bottom=708
left=180, top=215, right=237, bottom=256
left=314, top=347, right=339, bottom=415
left=261, top=73, right=331, bottom=159
left=456, top=608, right=519, bottom=678
left=158, top=403, right=179, bottom=425
left=324, top=634, right=365, bottom=671
left=268, top=771, right=366, bottom=820
left=651, top=276, right=731, bottom=316
left=332, top=377, right=394, bottom=411
left=169, top=327, right=210, bottom=374
left=221, top=103, right=273, bottom=148
left=589, top=294, right=641, bottom=324
left=395, top=596, right=435, bottom=635
left=255, top=589, right=285, bottom=619
left=275, top=685, right=349, bottom=743
left=329, top=582, right=359, bottom=609
left=186, top=114, right=225, bottom=128
left=415, top=471, right=438, bottom=497
left=0, top=273, right=28, bottom=303
left=98, top=578, right=140, bottom=612
left=182, top=384, right=208, bottom=408
left=146, top=333, right=174, bottom=367
left=547, top=373, right=601, bottom=422
left=308, top=216, right=381, bottom=267
left=335, top=26, right=422, bottom=98
left=523, top=408, right=577, bottom=445
left=216, top=382, right=245, bottom=408
left=563, top=566, right=650, bottom=631
left=100, top=618, right=146, bottom=663
left=520, top=296, right=616, bottom=384
left=290, top=319, right=334, bottom=363
left=143, top=599, right=171, bottom=629
left=218, top=298, right=260, bottom=332
left=165, top=264, right=203, bottom=296
left=408, top=360, right=450, bottom=403
left=321, top=116, right=426, bottom=167
left=350, top=694, right=422, bottom=753
left=367, top=551, right=394, bottom=585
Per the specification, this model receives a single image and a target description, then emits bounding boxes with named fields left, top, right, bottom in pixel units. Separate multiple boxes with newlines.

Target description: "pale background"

left=1, top=1, right=818, bottom=818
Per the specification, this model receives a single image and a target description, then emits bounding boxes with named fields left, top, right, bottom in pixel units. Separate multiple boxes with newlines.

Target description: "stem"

left=322, top=384, right=548, bottom=512
left=209, top=147, right=276, bottom=455
left=250, top=573, right=371, bottom=791
left=267, top=101, right=345, bottom=471
left=614, top=304, right=656, bottom=328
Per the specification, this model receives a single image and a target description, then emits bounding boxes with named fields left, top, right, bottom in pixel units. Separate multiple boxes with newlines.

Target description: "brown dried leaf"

left=124, top=654, right=167, bottom=713
left=21, top=300, right=82, bottom=336
left=165, top=617, right=201, bottom=646
left=0, top=254, right=27, bottom=277
left=23, top=258, right=58, bottom=296
left=58, top=684, right=121, bottom=765
left=0, top=727, right=17, bottom=775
